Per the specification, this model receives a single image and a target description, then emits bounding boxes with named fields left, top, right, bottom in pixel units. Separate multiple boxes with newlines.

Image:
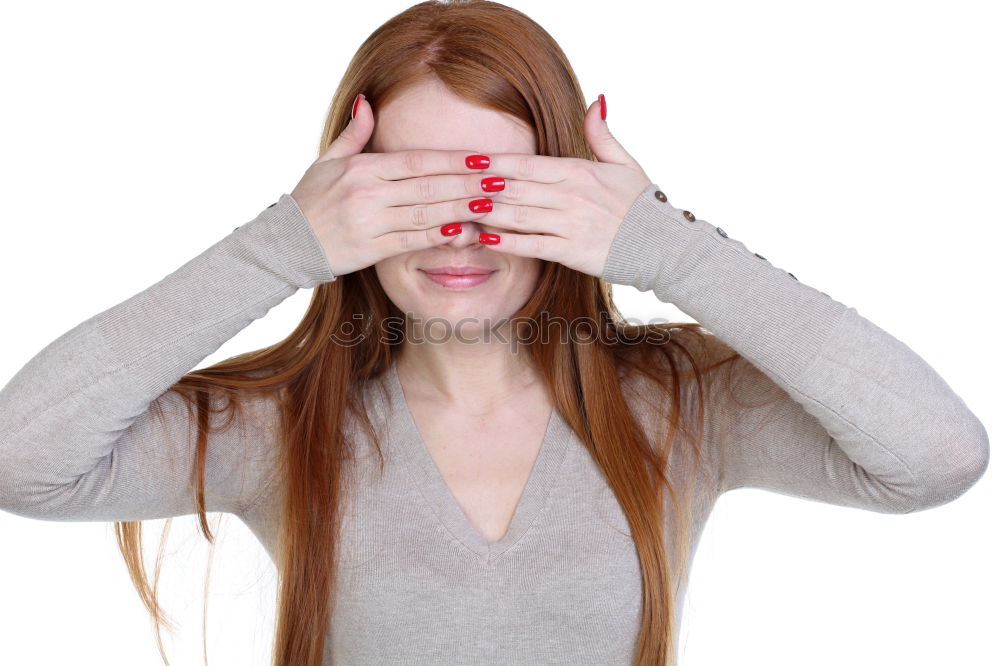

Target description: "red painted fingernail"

left=598, top=94, right=606, bottom=121
left=440, top=223, right=463, bottom=236
left=479, top=232, right=500, bottom=245
left=469, top=198, right=493, bottom=213
left=466, top=154, right=490, bottom=169
left=481, top=177, right=505, bottom=192
left=351, top=93, right=364, bottom=120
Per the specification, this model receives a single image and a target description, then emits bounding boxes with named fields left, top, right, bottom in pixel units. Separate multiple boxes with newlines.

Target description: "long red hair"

left=114, top=2, right=762, bottom=664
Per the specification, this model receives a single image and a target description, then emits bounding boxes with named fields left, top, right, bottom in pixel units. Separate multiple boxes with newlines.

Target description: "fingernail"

left=479, top=232, right=500, bottom=245
left=466, top=154, right=490, bottom=169
left=469, top=198, right=493, bottom=213
left=440, top=223, right=463, bottom=236
left=481, top=177, right=505, bottom=192
left=351, top=93, right=364, bottom=120
left=599, top=94, right=607, bottom=121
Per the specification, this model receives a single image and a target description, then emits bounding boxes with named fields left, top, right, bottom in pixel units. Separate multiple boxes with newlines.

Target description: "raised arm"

left=0, top=195, right=336, bottom=521
left=602, top=183, right=989, bottom=513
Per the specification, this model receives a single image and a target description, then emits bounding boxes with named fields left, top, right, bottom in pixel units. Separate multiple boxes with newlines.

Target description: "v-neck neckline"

left=386, top=358, right=572, bottom=564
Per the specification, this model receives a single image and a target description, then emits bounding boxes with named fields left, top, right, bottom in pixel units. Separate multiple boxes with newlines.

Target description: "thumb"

left=320, top=93, right=373, bottom=162
left=585, top=94, right=640, bottom=167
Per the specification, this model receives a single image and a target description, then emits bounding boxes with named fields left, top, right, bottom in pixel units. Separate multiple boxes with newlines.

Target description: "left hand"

left=471, top=96, right=653, bottom=277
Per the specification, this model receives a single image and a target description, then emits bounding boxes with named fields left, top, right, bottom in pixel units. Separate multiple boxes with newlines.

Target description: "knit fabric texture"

left=0, top=185, right=989, bottom=664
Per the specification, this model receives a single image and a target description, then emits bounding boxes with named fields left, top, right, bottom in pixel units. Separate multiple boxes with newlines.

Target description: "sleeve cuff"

left=240, top=193, right=337, bottom=288
left=601, top=182, right=688, bottom=290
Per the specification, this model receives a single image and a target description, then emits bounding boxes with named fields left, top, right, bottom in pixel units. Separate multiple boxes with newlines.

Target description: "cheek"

left=374, top=248, right=415, bottom=274
left=501, top=258, right=543, bottom=302
left=510, top=257, right=543, bottom=284
left=373, top=255, right=410, bottom=297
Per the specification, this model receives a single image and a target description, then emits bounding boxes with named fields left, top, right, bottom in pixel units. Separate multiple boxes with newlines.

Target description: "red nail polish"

left=440, top=223, right=462, bottom=236
left=466, top=154, right=490, bottom=169
left=598, top=94, right=606, bottom=121
left=479, top=232, right=500, bottom=245
left=352, top=93, right=364, bottom=120
left=469, top=198, right=493, bottom=213
left=481, top=177, right=505, bottom=192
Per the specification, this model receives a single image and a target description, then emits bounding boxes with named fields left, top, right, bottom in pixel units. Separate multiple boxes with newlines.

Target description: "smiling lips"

left=421, top=265, right=497, bottom=289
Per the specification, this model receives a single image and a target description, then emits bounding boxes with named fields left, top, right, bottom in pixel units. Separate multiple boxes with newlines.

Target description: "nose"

left=444, top=220, right=487, bottom=248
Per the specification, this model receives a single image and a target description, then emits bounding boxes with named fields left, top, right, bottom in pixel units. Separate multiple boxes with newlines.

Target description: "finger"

left=477, top=202, right=570, bottom=238
left=376, top=223, right=471, bottom=257
left=373, top=149, right=492, bottom=181
left=376, top=196, right=493, bottom=235
left=318, top=93, right=373, bottom=162
left=468, top=153, right=590, bottom=184
left=473, top=175, right=566, bottom=209
left=380, top=171, right=564, bottom=211
left=477, top=230, right=569, bottom=263
left=379, top=172, right=506, bottom=207
left=584, top=96, right=643, bottom=168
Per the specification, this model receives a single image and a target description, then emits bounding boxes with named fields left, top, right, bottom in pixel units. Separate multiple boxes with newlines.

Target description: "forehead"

left=370, top=77, right=536, bottom=154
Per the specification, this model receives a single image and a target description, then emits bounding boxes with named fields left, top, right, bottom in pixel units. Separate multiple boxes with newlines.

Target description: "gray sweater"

left=0, top=183, right=989, bottom=664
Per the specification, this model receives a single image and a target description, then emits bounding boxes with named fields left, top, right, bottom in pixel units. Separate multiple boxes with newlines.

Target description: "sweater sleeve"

left=0, top=194, right=336, bottom=521
left=602, top=183, right=989, bottom=514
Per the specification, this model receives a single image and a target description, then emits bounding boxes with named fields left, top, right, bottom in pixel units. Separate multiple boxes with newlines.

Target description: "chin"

left=399, top=299, right=526, bottom=339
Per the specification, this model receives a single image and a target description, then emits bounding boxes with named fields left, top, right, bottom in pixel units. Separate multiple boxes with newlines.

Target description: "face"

left=368, top=77, right=542, bottom=341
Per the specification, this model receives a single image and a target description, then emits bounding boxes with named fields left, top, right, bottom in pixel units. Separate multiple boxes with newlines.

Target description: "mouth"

left=420, top=265, right=498, bottom=289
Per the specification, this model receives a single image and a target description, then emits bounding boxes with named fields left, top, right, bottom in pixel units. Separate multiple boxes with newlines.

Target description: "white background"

left=1, top=1, right=996, bottom=664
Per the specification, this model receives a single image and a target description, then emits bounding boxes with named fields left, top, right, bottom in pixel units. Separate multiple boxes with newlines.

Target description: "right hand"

left=290, top=94, right=497, bottom=277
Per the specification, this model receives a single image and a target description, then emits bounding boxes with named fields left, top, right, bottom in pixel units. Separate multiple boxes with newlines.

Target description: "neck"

left=394, top=336, right=543, bottom=414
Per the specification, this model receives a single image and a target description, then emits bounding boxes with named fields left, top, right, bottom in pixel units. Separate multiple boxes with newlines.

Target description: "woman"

left=0, top=1, right=989, bottom=665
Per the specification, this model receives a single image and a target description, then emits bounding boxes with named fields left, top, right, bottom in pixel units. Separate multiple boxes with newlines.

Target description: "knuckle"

left=397, top=231, right=412, bottom=251
left=505, top=178, right=522, bottom=202
left=533, top=234, right=547, bottom=256
left=417, top=176, right=435, bottom=202
left=403, top=150, right=423, bottom=175
left=345, top=152, right=369, bottom=172
left=514, top=203, right=530, bottom=227
left=350, top=182, right=375, bottom=201
left=410, top=204, right=429, bottom=227
left=516, top=155, right=534, bottom=180
left=567, top=187, right=588, bottom=208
